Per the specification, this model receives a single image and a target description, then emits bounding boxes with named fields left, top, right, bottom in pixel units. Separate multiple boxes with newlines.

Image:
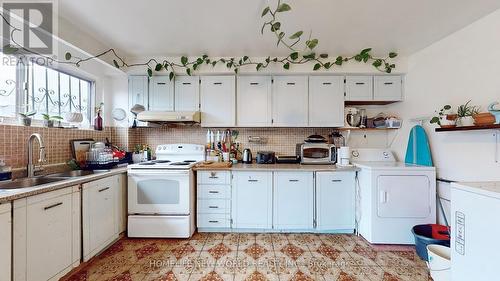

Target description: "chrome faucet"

left=27, top=133, right=46, bottom=177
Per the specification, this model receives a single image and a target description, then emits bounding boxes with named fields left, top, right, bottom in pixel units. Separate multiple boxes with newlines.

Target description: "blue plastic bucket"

left=412, top=224, right=450, bottom=261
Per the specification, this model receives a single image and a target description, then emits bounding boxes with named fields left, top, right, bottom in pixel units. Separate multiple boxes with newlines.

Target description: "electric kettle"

left=242, top=148, right=252, bottom=164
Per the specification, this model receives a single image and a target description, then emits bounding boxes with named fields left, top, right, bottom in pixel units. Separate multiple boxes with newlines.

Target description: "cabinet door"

left=149, top=76, right=174, bottom=111
left=26, top=192, right=73, bottom=281
left=0, top=203, right=11, bottom=281
left=345, top=76, right=373, bottom=101
left=128, top=76, right=149, bottom=108
left=237, top=76, right=272, bottom=127
left=175, top=76, right=200, bottom=111
left=374, top=76, right=402, bottom=101
left=200, top=76, right=236, bottom=127
left=274, top=172, right=314, bottom=230
left=272, top=76, right=309, bottom=127
left=232, top=172, right=273, bottom=229
left=316, top=172, right=355, bottom=231
left=116, top=174, right=127, bottom=234
left=309, top=76, right=345, bottom=127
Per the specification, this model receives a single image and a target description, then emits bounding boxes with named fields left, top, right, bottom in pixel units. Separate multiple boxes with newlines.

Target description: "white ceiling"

left=58, top=0, right=500, bottom=58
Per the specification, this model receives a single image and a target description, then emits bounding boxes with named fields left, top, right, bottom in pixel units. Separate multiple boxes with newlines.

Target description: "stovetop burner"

left=170, top=162, right=190, bottom=166
left=183, top=160, right=196, bottom=163
left=138, top=162, right=156, bottom=165
left=152, top=160, right=171, bottom=163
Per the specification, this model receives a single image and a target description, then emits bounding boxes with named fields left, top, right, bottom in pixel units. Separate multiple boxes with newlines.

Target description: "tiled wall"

left=0, top=125, right=128, bottom=177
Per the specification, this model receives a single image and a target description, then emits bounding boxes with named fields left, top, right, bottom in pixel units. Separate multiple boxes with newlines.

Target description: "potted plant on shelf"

left=42, top=114, right=64, bottom=128
left=18, top=111, right=36, bottom=126
left=430, top=105, right=458, bottom=128
left=457, top=100, right=480, bottom=127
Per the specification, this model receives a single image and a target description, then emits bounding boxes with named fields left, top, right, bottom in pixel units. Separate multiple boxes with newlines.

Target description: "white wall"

left=390, top=9, right=500, bottom=181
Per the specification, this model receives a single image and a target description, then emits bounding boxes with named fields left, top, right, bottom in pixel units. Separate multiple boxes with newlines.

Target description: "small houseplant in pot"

left=18, top=111, right=36, bottom=126
left=457, top=101, right=480, bottom=127
left=430, top=105, right=458, bottom=128
left=42, top=114, right=64, bottom=128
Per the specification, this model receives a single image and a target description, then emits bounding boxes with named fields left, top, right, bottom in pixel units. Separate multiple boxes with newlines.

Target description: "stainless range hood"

left=137, top=111, right=201, bottom=123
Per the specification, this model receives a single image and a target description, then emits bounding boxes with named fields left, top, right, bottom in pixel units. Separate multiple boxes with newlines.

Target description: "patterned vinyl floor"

left=61, top=233, right=431, bottom=281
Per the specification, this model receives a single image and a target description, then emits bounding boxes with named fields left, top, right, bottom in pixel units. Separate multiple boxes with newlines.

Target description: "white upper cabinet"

left=272, top=76, right=309, bottom=127
left=149, top=76, right=174, bottom=111
left=128, top=76, right=149, bottom=109
left=309, top=76, right=345, bottom=127
left=237, top=76, right=272, bottom=127
left=345, top=76, right=373, bottom=101
left=200, top=76, right=236, bottom=127
left=374, top=76, right=403, bottom=101
left=175, top=76, right=200, bottom=111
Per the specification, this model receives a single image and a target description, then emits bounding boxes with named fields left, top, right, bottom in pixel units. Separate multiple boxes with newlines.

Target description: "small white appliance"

left=300, top=143, right=336, bottom=164
left=337, top=146, right=350, bottom=166
left=127, top=144, right=204, bottom=238
left=451, top=182, right=500, bottom=281
left=352, top=148, right=436, bottom=244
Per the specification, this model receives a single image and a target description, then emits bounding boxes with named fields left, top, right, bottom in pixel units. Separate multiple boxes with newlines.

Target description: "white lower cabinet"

left=232, top=171, right=273, bottom=229
left=273, top=172, right=314, bottom=230
left=316, top=172, right=356, bottom=231
left=13, top=186, right=80, bottom=281
left=82, top=176, right=119, bottom=261
left=0, top=202, right=11, bottom=281
left=197, top=171, right=232, bottom=230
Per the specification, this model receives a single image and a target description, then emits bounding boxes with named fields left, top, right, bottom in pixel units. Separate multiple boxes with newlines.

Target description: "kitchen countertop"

left=195, top=163, right=360, bottom=172
left=452, top=181, right=500, bottom=200
left=0, top=166, right=128, bottom=203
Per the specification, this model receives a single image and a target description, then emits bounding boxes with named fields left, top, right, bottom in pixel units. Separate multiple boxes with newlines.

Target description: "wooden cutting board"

left=194, top=161, right=232, bottom=170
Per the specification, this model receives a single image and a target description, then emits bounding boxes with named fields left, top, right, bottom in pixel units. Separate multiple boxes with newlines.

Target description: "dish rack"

left=82, top=146, right=119, bottom=170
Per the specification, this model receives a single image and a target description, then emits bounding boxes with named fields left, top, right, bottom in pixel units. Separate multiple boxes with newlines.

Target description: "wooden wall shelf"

left=336, top=127, right=399, bottom=131
left=435, top=124, right=500, bottom=132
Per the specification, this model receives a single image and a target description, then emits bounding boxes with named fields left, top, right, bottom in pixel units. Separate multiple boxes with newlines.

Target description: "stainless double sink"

left=0, top=170, right=109, bottom=190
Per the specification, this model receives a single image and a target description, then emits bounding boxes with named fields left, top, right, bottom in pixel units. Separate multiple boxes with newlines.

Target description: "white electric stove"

left=127, top=144, right=204, bottom=238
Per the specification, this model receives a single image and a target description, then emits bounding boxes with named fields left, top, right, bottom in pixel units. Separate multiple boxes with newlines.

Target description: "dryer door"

left=377, top=175, right=431, bottom=218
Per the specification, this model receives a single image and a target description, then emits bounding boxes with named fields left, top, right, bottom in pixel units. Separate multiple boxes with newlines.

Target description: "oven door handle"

left=128, top=170, right=190, bottom=176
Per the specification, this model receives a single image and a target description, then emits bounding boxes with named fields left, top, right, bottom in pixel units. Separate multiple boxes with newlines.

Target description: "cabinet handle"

left=208, top=191, right=219, bottom=194
left=182, top=82, right=191, bottom=85
left=248, top=179, right=259, bottom=182
left=250, top=82, right=259, bottom=85
left=322, top=82, right=332, bottom=85
left=286, top=82, right=295, bottom=85
left=157, top=82, right=166, bottom=85
left=213, top=82, right=222, bottom=85
left=208, top=220, right=219, bottom=223
left=355, top=82, right=365, bottom=85
left=384, top=82, right=394, bottom=85
left=289, top=179, right=299, bottom=182
left=331, top=179, right=342, bottom=182
left=208, top=206, right=219, bottom=209
left=98, top=187, right=110, bottom=192
left=44, top=202, right=63, bottom=211
left=209, top=176, right=219, bottom=179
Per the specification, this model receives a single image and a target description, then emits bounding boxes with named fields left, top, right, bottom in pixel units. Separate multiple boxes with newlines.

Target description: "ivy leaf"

left=193, top=63, right=198, bottom=70
left=335, top=56, right=343, bottom=66
left=277, top=32, right=285, bottom=46
left=256, top=63, right=263, bottom=71
left=147, top=68, right=153, bottom=77
left=261, top=6, right=270, bottom=17
left=181, top=56, right=188, bottom=65
left=430, top=117, right=439, bottom=124
left=169, top=72, right=175, bottom=81
left=196, top=58, right=203, bottom=64
left=155, top=63, right=162, bottom=71
left=303, top=53, right=316, bottom=60
left=65, top=52, right=72, bottom=60
left=324, top=62, right=331, bottom=69
left=186, top=68, right=191, bottom=76
left=234, top=68, right=239, bottom=74
left=271, top=22, right=281, bottom=32
left=212, top=61, right=217, bottom=67
left=444, top=105, right=452, bottom=110
left=319, top=54, right=328, bottom=59
left=313, top=63, right=321, bottom=71
left=389, top=52, right=398, bottom=58
left=265, top=56, right=270, bottom=63
left=360, top=48, right=372, bottom=55
left=3, top=44, right=18, bottom=55
left=243, top=56, right=249, bottom=62
left=202, top=54, right=208, bottom=59
left=113, top=60, right=120, bottom=68
left=163, top=63, right=169, bottom=70
left=272, top=57, right=278, bottom=62
left=306, top=39, right=318, bottom=50
left=276, top=3, right=291, bottom=12
left=290, top=52, right=299, bottom=60
left=372, top=59, right=382, bottom=67
left=354, top=55, right=362, bottom=62
left=283, top=62, right=290, bottom=70
left=289, top=31, right=303, bottom=39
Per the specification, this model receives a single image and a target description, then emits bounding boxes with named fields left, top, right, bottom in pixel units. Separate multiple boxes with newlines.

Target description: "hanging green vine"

left=2, top=1, right=397, bottom=79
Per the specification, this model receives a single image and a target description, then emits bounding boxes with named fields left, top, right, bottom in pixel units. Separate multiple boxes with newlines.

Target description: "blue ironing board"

left=405, top=125, right=433, bottom=166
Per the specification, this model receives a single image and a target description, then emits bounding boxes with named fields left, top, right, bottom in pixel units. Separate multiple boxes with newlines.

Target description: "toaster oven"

left=299, top=143, right=336, bottom=164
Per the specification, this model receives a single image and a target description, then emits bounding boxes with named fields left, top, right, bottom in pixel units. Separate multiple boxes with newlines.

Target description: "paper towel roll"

left=338, top=146, right=350, bottom=166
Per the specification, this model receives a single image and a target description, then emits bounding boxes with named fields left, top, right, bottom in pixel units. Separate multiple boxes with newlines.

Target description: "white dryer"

left=352, top=149, right=436, bottom=244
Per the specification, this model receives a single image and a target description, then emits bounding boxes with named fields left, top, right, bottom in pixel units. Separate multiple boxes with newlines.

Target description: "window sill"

left=0, top=117, right=101, bottom=131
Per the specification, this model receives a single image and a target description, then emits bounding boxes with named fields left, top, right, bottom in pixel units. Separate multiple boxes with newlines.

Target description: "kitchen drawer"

left=198, top=171, right=230, bottom=185
left=198, top=199, right=230, bottom=214
left=198, top=185, right=230, bottom=199
left=197, top=214, right=230, bottom=228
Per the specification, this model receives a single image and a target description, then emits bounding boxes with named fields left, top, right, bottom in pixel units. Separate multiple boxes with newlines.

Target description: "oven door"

left=302, top=146, right=331, bottom=163
left=128, top=169, right=191, bottom=215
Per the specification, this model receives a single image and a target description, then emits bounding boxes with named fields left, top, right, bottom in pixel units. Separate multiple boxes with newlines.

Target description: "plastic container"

left=427, top=244, right=451, bottom=281
left=412, top=224, right=450, bottom=260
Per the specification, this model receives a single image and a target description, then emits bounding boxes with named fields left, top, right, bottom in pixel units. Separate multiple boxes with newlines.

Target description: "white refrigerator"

left=451, top=182, right=500, bottom=281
